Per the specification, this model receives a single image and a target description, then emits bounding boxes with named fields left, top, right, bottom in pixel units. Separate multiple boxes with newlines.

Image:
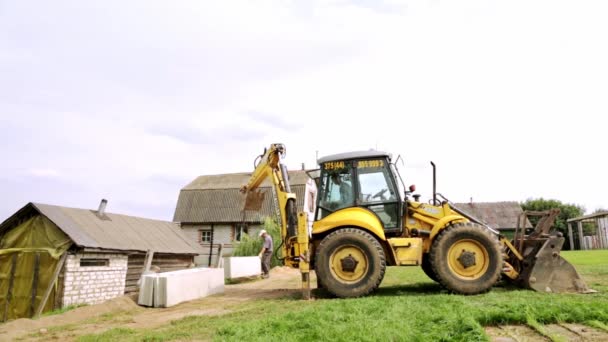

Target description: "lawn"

left=80, top=250, right=608, bottom=342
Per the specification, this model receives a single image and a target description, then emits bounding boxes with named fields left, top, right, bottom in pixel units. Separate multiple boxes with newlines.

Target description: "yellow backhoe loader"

left=240, top=143, right=594, bottom=298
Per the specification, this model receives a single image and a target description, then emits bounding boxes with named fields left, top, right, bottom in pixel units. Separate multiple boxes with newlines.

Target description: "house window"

left=200, top=230, right=212, bottom=243
left=234, top=224, right=248, bottom=241
left=80, top=258, right=109, bottom=267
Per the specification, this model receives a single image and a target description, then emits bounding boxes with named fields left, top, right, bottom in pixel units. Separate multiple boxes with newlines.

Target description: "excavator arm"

left=240, top=143, right=296, bottom=240
left=240, top=143, right=312, bottom=298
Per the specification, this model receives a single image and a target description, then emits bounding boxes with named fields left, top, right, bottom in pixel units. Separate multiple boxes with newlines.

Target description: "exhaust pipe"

left=430, top=161, right=437, bottom=205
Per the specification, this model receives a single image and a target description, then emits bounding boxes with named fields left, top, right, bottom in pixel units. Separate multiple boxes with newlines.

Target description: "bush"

left=232, top=217, right=283, bottom=268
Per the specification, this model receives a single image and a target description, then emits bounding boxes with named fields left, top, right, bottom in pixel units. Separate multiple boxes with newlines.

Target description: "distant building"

left=173, top=170, right=317, bottom=266
left=0, top=200, right=202, bottom=321
left=452, top=201, right=532, bottom=237
left=567, top=211, right=608, bottom=250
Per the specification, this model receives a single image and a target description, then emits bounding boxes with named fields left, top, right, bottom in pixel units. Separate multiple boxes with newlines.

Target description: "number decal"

left=357, top=160, right=384, bottom=168
left=324, top=161, right=345, bottom=170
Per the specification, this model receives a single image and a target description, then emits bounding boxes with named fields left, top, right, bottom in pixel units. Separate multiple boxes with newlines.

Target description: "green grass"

left=78, top=327, right=136, bottom=342
left=79, top=250, right=608, bottom=341
left=525, top=315, right=566, bottom=342
left=587, top=320, right=608, bottom=332
left=26, top=323, right=80, bottom=339
left=40, top=303, right=87, bottom=317
left=561, top=249, right=608, bottom=265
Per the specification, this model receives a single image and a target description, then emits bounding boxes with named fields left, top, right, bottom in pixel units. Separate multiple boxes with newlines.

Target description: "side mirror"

left=409, top=184, right=416, bottom=192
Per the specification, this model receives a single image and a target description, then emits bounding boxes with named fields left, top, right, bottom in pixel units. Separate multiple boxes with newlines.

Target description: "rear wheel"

left=430, top=222, right=503, bottom=295
left=314, top=228, right=386, bottom=298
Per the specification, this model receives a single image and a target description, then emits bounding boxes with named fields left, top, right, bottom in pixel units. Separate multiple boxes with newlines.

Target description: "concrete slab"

left=139, top=267, right=225, bottom=308
left=224, top=256, right=262, bottom=279
left=137, top=273, right=158, bottom=307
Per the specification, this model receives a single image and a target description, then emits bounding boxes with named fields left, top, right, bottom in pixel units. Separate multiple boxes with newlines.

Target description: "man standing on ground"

left=258, top=229, right=273, bottom=278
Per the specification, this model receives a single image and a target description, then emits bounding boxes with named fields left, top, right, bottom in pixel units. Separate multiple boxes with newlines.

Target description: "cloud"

left=244, top=111, right=302, bottom=132
left=1, top=0, right=607, bottom=223
left=27, top=168, right=61, bottom=178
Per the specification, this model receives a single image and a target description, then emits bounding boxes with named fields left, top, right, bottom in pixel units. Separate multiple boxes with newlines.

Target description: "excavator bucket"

left=242, top=189, right=266, bottom=211
left=519, top=235, right=596, bottom=293
left=511, top=209, right=596, bottom=294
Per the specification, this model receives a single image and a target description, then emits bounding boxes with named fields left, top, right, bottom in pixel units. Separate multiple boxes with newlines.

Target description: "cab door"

left=354, top=158, right=402, bottom=234
left=315, top=162, right=355, bottom=219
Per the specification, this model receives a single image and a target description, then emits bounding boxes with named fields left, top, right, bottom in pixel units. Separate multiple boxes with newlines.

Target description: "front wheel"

left=430, top=222, right=503, bottom=295
left=314, top=228, right=386, bottom=298
left=421, top=253, right=439, bottom=282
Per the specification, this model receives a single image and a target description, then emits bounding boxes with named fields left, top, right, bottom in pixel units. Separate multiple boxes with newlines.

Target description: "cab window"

left=356, top=159, right=399, bottom=229
left=317, top=163, right=354, bottom=219
left=357, top=161, right=396, bottom=203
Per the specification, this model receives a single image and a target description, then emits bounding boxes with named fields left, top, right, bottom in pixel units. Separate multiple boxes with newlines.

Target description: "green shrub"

left=232, top=217, right=283, bottom=268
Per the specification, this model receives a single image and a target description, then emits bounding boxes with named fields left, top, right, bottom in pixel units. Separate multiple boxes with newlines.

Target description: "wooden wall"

left=124, top=253, right=195, bottom=295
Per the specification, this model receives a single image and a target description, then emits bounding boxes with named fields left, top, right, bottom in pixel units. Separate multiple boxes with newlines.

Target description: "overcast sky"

left=1, top=0, right=607, bottom=222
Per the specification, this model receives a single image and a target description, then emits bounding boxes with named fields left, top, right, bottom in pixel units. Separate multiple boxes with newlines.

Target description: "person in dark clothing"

left=258, top=229, right=273, bottom=278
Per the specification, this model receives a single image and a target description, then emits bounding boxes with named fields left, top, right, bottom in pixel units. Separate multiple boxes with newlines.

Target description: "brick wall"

left=62, top=252, right=128, bottom=307
left=182, top=223, right=263, bottom=266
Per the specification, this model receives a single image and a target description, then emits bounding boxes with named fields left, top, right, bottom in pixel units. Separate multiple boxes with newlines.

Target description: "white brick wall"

left=213, top=224, right=233, bottom=244
left=62, top=252, right=128, bottom=307
left=181, top=224, right=212, bottom=244
left=183, top=224, right=264, bottom=266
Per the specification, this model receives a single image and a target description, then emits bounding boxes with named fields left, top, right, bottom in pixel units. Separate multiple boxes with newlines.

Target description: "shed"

left=173, top=169, right=317, bottom=266
left=567, top=211, right=608, bottom=250
left=0, top=201, right=203, bottom=322
left=452, top=201, right=532, bottom=237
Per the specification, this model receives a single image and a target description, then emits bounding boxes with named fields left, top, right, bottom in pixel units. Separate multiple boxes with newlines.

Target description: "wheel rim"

left=329, top=245, right=369, bottom=284
left=447, top=239, right=490, bottom=280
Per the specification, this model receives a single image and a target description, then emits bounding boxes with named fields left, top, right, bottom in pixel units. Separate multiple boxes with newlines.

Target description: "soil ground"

left=0, top=267, right=305, bottom=342
left=484, top=324, right=608, bottom=341
left=1, top=266, right=607, bottom=342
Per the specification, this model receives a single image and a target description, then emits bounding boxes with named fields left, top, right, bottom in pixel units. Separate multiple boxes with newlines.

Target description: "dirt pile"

left=270, top=266, right=297, bottom=275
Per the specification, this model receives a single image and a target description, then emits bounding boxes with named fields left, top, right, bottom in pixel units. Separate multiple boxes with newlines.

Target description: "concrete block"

left=223, top=256, right=261, bottom=279
left=139, top=267, right=225, bottom=308
left=137, top=273, right=157, bottom=307
left=159, top=268, right=224, bottom=307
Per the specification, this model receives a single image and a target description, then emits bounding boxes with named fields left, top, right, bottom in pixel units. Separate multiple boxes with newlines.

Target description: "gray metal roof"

left=183, top=170, right=311, bottom=190
left=452, top=202, right=533, bottom=229
left=174, top=170, right=311, bottom=224
left=317, top=150, right=391, bottom=164
left=0, top=202, right=204, bottom=255
left=173, top=184, right=306, bottom=223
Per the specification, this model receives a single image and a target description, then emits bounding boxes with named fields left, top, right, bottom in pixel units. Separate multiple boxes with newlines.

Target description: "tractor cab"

left=316, top=150, right=404, bottom=235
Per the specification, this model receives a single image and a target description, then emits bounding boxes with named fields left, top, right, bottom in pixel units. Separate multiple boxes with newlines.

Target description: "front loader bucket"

left=521, top=236, right=596, bottom=294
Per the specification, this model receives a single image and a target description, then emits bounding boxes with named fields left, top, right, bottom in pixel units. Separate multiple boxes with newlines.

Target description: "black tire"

left=314, top=228, right=386, bottom=298
left=315, top=271, right=325, bottom=289
left=430, top=222, right=503, bottom=295
left=421, top=253, right=439, bottom=282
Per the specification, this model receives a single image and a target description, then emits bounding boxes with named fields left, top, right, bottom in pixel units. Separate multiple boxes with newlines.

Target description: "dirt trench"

left=485, top=323, right=608, bottom=342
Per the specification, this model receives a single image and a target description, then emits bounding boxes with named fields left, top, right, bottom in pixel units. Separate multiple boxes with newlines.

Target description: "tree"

left=520, top=197, right=585, bottom=232
left=232, top=216, right=283, bottom=268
